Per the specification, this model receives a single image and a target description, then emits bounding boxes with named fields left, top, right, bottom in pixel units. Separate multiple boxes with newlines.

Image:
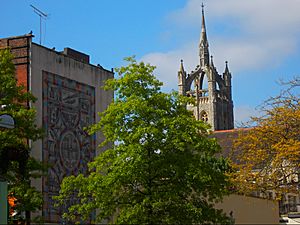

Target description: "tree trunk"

left=25, top=209, right=30, bottom=225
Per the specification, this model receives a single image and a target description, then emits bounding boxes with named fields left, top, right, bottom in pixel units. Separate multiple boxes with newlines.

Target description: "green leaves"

left=107, top=57, right=162, bottom=101
left=56, top=57, right=232, bottom=224
left=0, top=49, right=44, bottom=222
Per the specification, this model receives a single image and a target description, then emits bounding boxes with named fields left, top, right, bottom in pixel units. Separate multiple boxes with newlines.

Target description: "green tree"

left=0, top=49, right=44, bottom=224
left=55, top=57, right=232, bottom=224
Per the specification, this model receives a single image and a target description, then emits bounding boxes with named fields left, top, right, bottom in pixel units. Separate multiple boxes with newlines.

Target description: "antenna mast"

left=30, top=4, right=48, bottom=45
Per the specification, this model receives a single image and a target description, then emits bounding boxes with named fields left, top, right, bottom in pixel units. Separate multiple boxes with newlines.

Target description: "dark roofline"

left=1, top=34, right=113, bottom=74
left=213, top=127, right=252, bottom=134
left=32, top=42, right=113, bottom=74
left=0, top=33, right=34, bottom=40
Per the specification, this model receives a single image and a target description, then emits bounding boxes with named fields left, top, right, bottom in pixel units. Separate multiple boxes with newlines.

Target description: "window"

left=201, top=111, right=208, bottom=122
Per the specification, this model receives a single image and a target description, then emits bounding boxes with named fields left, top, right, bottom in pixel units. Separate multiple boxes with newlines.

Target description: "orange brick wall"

left=0, top=35, right=32, bottom=90
left=15, top=64, right=28, bottom=88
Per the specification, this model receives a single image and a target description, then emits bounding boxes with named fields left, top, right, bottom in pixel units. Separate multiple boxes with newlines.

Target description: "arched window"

left=216, top=81, right=221, bottom=91
left=199, top=74, right=209, bottom=97
left=200, top=111, right=208, bottom=122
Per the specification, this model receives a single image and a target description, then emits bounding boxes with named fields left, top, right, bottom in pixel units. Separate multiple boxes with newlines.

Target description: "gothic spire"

left=210, top=55, right=214, bottom=68
left=179, top=59, right=185, bottom=73
left=224, top=61, right=230, bottom=73
left=199, top=3, right=209, bottom=68
left=200, top=3, right=208, bottom=47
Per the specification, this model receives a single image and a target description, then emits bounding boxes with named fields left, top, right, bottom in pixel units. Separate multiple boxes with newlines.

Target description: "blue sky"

left=1, top=0, right=300, bottom=125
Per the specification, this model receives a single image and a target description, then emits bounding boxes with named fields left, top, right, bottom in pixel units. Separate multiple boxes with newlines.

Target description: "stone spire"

left=224, top=61, right=230, bottom=73
left=199, top=3, right=209, bottom=68
left=179, top=59, right=185, bottom=73
left=223, top=61, right=232, bottom=88
left=210, top=55, right=214, bottom=68
left=177, top=3, right=234, bottom=131
left=178, top=59, right=186, bottom=95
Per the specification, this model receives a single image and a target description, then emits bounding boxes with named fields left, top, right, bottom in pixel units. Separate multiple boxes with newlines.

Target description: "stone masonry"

left=178, top=5, right=234, bottom=131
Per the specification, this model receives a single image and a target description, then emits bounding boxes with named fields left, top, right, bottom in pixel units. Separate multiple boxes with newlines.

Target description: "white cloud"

left=142, top=36, right=297, bottom=92
left=169, top=0, right=300, bottom=36
left=234, top=105, right=260, bottom=126
left=140, top=0, right=300, bottom=121
left=141, top=43, right=198, bottom=91
left=209, top=0, right=300, bottom=35
left=141, top=0, right=300, bottom=82
left=212, top=37, right=296, bottom=73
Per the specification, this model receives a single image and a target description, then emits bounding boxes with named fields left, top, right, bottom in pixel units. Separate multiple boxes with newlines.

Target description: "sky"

left=1, top=0, right=300, bottom=125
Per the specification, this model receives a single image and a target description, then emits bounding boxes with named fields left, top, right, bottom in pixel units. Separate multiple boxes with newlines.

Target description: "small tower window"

left=200, top=111, right=208, bottom=122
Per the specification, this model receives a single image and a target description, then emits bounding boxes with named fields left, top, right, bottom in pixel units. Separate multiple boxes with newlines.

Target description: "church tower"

left=178, top=4, right=234, bottom=131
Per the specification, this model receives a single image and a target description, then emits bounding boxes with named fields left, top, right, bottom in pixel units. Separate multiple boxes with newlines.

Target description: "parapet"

left=62, top=47, right=90, bottom=64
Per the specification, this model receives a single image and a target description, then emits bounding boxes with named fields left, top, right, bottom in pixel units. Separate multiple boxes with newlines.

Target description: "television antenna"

left=30, top=4, right=48, bottom=45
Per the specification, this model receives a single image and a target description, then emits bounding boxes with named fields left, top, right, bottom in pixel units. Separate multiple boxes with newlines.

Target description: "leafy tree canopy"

left=231, top=77, right=300, bottom=197
left=55, top=57, right=232, bottom=224
left=0, top=49, right=44, bottom=223
left=0, top=49, right=42, bottom=149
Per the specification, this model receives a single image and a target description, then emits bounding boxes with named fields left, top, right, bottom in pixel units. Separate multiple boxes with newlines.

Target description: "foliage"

left=0, top=49, right=45, bottom=222
left=55, top=57, right=232, bottom=224
left=230, top=77, right=300, bottom=197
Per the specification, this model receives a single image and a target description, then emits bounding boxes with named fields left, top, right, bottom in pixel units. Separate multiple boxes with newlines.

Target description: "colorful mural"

left=42, top=71, right=95, bottom=222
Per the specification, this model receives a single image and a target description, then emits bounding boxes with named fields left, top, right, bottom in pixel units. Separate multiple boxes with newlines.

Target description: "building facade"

left=178, top=6, right=234, bottom=131
left=0, top=34, right=113, bottom=223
